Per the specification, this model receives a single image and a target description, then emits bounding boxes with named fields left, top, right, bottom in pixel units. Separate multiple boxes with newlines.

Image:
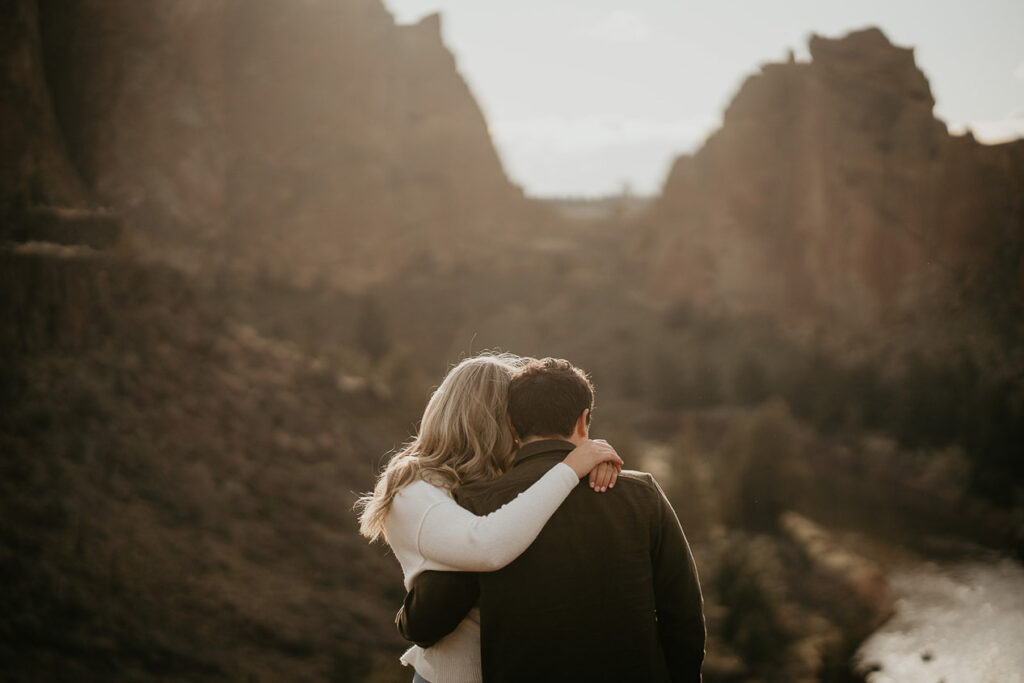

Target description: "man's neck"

left=519, top=434, right=581, bottom=447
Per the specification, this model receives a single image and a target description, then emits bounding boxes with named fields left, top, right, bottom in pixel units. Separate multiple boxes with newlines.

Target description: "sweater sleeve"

left=392, top=462, right=579, bottom=573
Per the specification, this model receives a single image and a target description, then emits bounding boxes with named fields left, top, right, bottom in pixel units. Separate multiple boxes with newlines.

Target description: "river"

left=855, top=559, right=1024, bottom=683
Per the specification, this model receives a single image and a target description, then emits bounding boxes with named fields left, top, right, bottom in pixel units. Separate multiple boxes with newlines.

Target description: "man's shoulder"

left=454, top=466, right=539, bottom=510
left=458, top=467, right=661, bottom=495
left=615, top=469, right=659, bottom=488
left=597, top=469, right=665, bottom=504
left=454, top=466, right=664, bottom=513
left=456, top=469, right=530, bottom=497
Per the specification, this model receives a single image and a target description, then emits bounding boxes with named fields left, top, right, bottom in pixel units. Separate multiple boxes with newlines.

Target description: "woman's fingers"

left=589, top=462, right=616, bottom=492
left=601, top=462, right=615, bottom=490
left=606, top=465, right=619, bottom=489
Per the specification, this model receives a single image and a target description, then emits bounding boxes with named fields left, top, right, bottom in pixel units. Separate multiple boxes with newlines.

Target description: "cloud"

left=578, top=10, right=654, bottom=43
left=1015, top=62, right=1024, bottom=81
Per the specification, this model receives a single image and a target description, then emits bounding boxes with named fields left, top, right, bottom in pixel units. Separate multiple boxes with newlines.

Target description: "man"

left=398, top=357, right=705, bottom=682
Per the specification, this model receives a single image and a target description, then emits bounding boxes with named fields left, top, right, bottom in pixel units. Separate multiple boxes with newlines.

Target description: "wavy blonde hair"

left=356, top=352, right=524, bottom=542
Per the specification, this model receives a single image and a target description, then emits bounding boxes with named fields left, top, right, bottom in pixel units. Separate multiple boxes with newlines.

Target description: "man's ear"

left=508, top=415, right=520, bottom=444
left=575, top=409, right=590, bottom=439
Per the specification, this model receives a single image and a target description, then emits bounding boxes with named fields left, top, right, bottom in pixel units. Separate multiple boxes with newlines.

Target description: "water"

left=855, top=559, right=1024, bottom=683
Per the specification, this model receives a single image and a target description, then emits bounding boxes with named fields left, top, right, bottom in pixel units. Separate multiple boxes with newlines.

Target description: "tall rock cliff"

left=0, top=0, right=89, bottom=213
left=644, top=28, right=1024, bottom=333
left=38, top=0, right=227, bottom=247
left=30, top=0, right=532, bottom=285
left=220, top=1, right=529, bottom=285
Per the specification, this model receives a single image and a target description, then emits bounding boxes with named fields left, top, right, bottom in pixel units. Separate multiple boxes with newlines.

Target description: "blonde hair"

left=356, top=352, right=524, bottom=542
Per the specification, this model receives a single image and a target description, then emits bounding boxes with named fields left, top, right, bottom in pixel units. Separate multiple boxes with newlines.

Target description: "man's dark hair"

left=508, top=358, right=594, bottom=440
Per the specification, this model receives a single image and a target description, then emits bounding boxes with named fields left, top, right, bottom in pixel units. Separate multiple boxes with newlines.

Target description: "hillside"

left=1, top=247, right=411, bottom=680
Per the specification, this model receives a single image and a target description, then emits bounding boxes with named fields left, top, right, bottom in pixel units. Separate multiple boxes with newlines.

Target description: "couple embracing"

left=357, top=354, right=705, bottom=683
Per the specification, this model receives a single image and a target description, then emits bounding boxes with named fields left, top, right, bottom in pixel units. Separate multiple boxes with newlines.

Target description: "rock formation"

left=643, top=28, right=1024, bottom=333
left=0, top=0, right=86, bottom=212
left=219, top=1, right=532, bottom=285
left=0, top=0, right=121, bottom=246
left=26, top=0, right=536, bottom=284
left=37, top=0, right=227, bottom=248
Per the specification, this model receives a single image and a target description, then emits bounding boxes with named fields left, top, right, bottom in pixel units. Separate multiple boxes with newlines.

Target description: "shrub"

left=716, top=399, right=810, bottom=531
left=712, top=533, right=795, bottom=668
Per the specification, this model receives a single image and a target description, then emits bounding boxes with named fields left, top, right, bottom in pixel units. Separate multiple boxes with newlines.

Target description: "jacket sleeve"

left=396, top=570, right=480, bottom=647
left=649, top=476, right=706, bottom=682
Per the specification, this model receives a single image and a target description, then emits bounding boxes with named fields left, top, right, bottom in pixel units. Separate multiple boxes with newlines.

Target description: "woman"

left=356, top=352, right=621, bottom=683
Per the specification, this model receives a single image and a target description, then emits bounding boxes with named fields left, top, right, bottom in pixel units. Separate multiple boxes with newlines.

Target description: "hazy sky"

left=382, top=0, right=1024, bottom=197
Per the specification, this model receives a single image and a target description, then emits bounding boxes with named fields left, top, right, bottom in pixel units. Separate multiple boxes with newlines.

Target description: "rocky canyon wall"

left=643, top=28, right=1024, bottom=333
left=0, top=0, right=91, bottom=223
left=7, top=10, right=1021, bottom=326
left=22, top=0, right=531, bottom=284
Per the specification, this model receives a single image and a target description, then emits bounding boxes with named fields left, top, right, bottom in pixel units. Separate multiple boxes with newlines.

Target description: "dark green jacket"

left=397, top=439, right=705, bottom=683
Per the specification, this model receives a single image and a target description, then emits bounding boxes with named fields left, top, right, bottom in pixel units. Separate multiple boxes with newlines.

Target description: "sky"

left=382, top=0, right=1024, bottom=197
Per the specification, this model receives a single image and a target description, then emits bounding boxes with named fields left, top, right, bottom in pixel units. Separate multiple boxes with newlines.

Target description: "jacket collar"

left=514, top=439, right=576, bottom=467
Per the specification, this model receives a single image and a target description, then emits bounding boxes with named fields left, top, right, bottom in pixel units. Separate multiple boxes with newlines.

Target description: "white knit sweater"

left=384, top=462, right=579, bottom=683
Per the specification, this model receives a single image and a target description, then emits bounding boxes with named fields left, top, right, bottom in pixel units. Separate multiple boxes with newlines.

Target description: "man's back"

left=456, top=439, right=705, bottom=683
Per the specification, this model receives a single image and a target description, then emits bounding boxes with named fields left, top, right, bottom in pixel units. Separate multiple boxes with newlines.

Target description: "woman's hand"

left=562, top=438, right=623, bottom=490
left=588, top=461, right=619, bottom=492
